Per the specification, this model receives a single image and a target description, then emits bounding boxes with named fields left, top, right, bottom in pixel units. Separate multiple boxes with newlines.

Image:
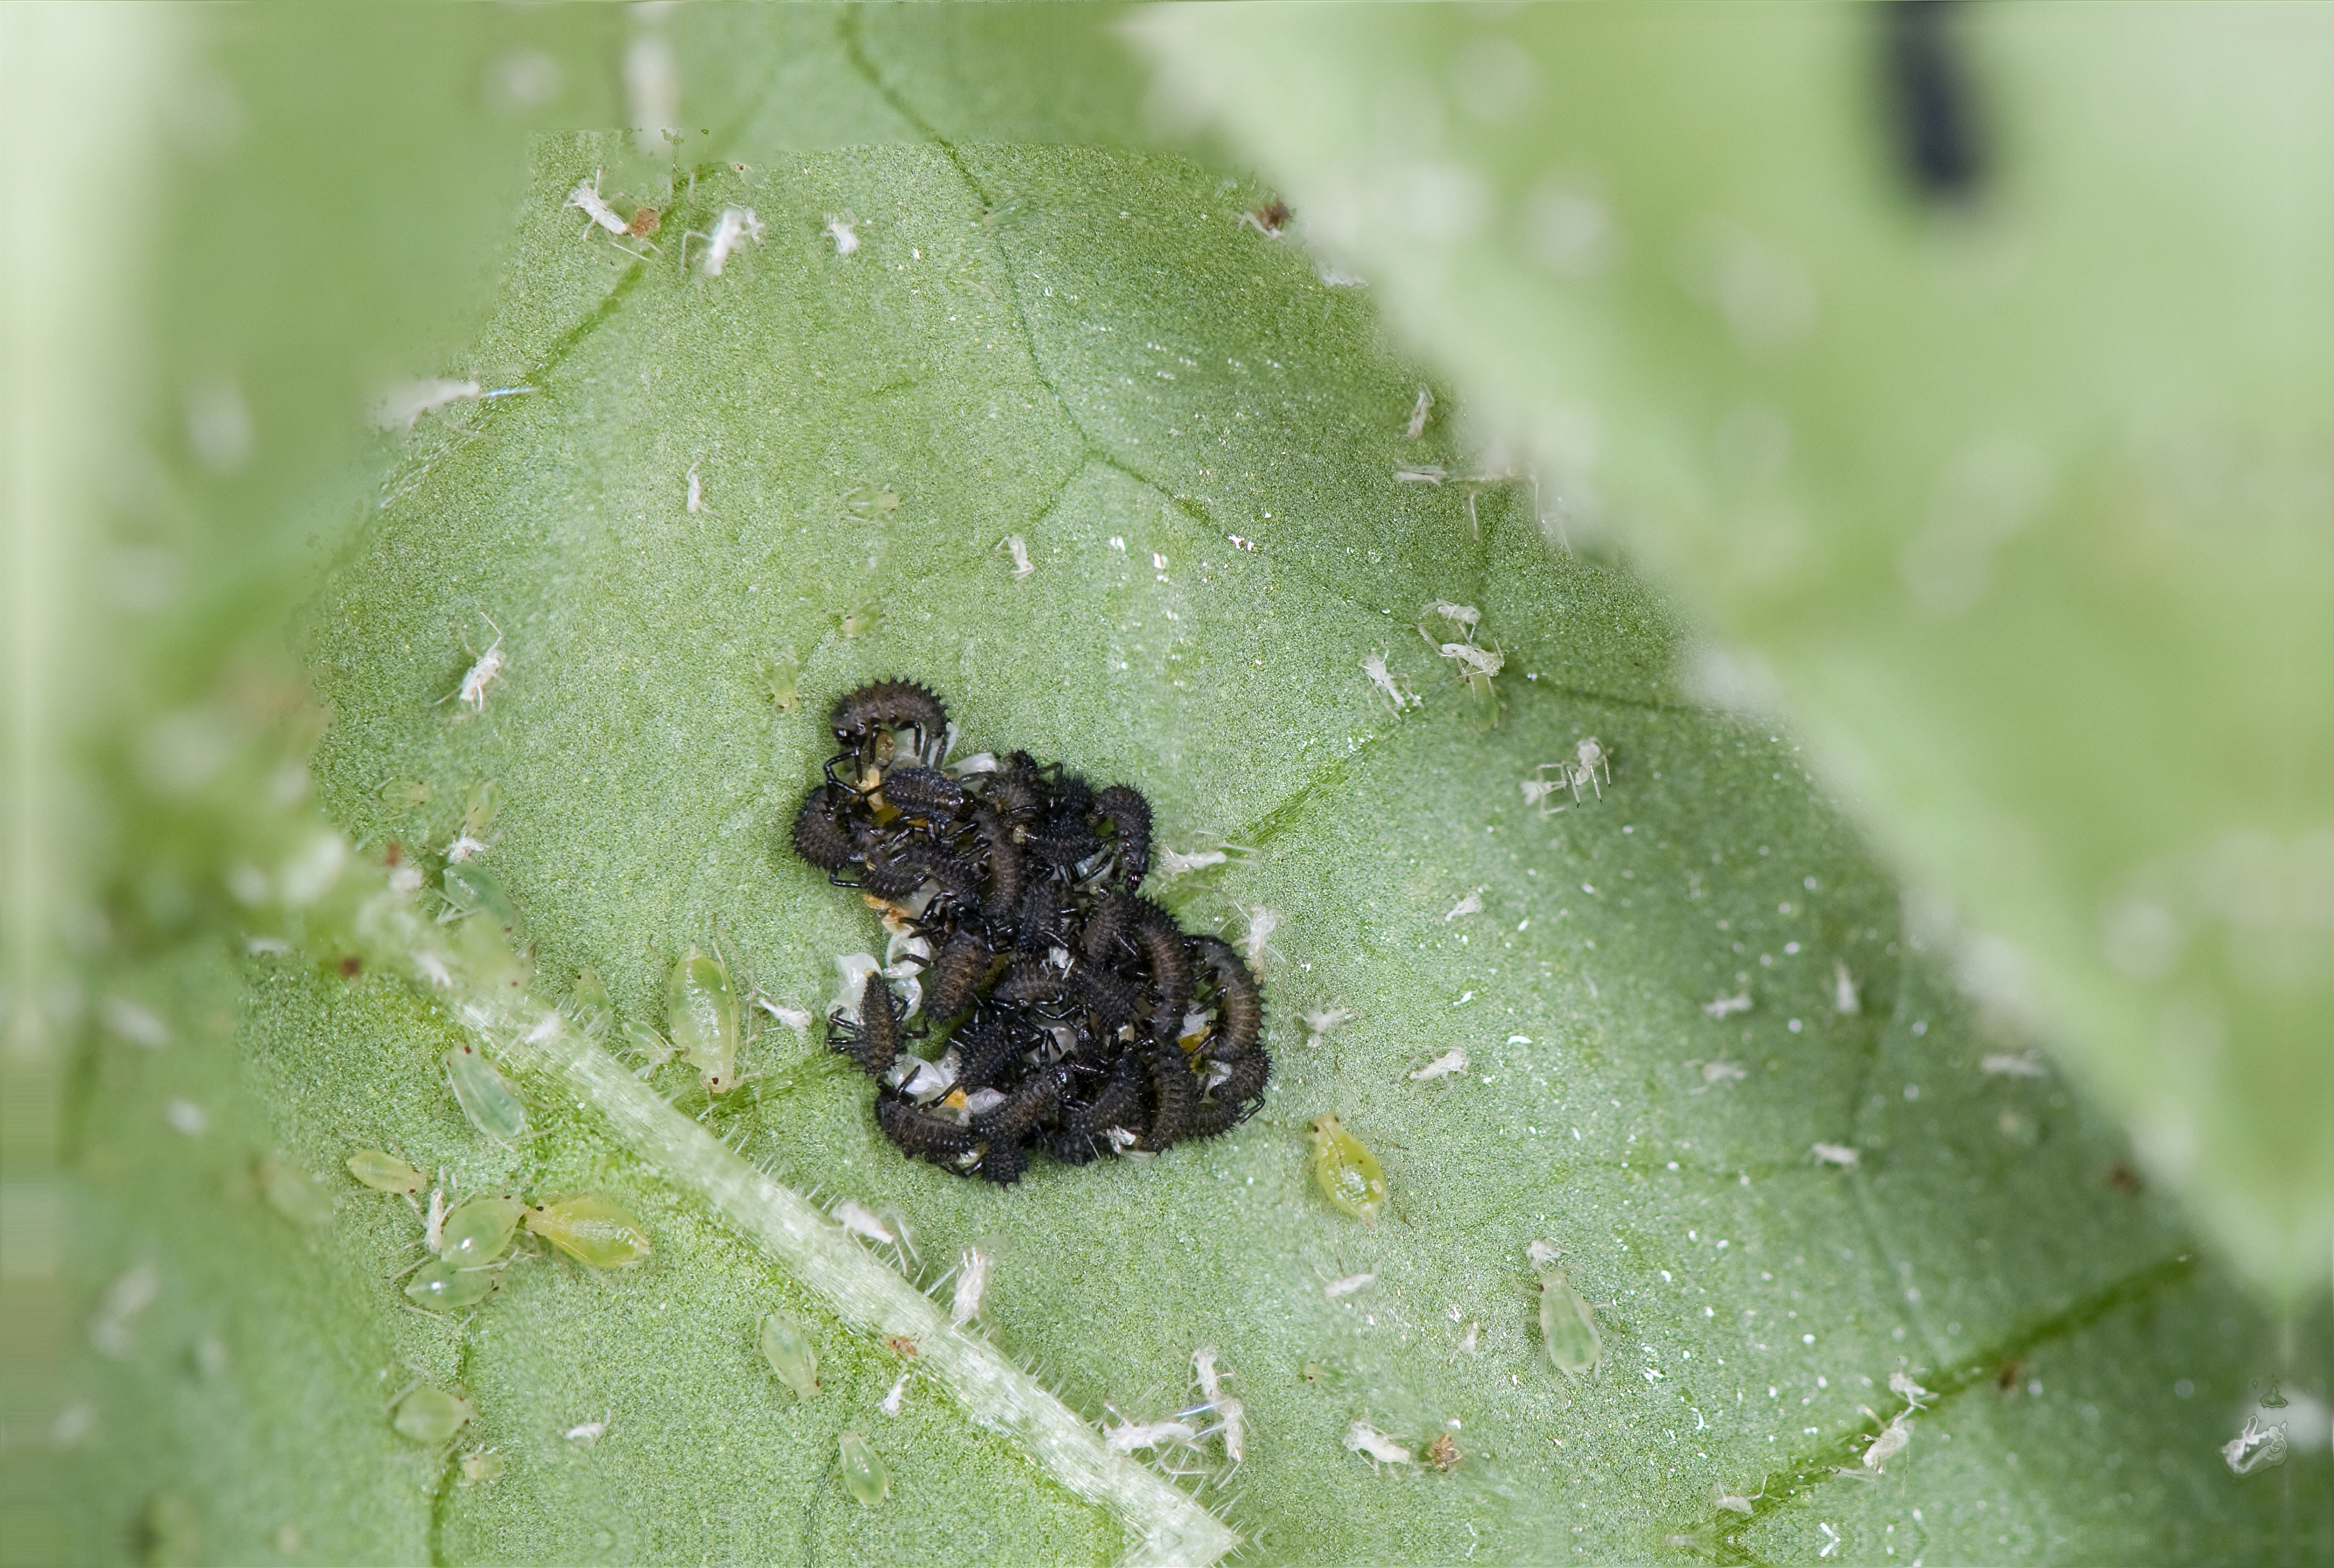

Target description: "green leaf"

left=13, top=8, right=2328, bottom=1566
left=1133, top=1, right=2334, bottom=1308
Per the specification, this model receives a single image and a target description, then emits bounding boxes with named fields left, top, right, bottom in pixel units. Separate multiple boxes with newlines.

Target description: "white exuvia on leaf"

left=1322, top=1272, right=1375, bottom=1300
left=1703, top=991, right=1753, bottom=1019
left=950, top=1247, right=990, bottom=1325
left=2222, top=1415, right=2288, bottom=1475
left=1410, top=1047, right=1468, bottom=1081
left=1444, top=890, right=1483, bottom=922
left=1155, top=845, right=1228, bottom=878
left=695, top=206, right=763, bottom=276
left=824, top=214, right=860, bottom=257
left=1343, top=1422, right=1414, bottom=1466
left=1981, top=1052, right=2049, bottom=1078
left=1811, top=1142, right=1860, bottom=1170
left=565, top=169, right=629, bottom=237
left=436, top=615, right=507, bottom=714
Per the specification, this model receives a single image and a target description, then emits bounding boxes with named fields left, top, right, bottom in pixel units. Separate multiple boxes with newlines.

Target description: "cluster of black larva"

left=790, top=681, right=1268, bottom=1184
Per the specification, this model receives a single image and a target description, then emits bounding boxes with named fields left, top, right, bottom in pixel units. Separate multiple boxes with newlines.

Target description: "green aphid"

left=257, top=1156, right=335, bottom=1230
left=1537, top=1268, right=1602, bottom=1379
left=1305, top=1114, right=1388, bottom=1227
left=838, top=1431, right=890, bottom=1505
left=444, top=1043, right=527, bottom=1143
left=439, top=1195, right=523, bottom=1266
left=376, top=778, right=432, bottom=808
left=759, top=1312, right=819, bottom=1399
left=140, top=1489, right=201, bottom=1568
left=442, top=863, right=518, bottom=930
left=756, top=650, right=801, bottom=712
left=523, top=1196, right=652, bottom=1269
left=392, top=1384, right=473, bottom=1444
left=347, top=1149, right=427, bottom=1195
left=666, top=946, right=742, bottom=1094
left=564, top=967, right=613, bottom=1041
left=404, top=1258, right=499, bottom=1310
left=460, top=780, right=501, bottom=838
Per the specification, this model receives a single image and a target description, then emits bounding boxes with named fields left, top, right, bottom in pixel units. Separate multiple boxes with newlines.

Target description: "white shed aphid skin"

left=1343, top=1422, right=1415, bottom=1467
left=1810, top=1142, right=1861, bottom=1170
left=1193, top=1345, right=1227, bottom=1404
left=566, top=169, right=630, bottom=237
left=1443, top=890, right=1483, bottom=922
left=1713, top=1475, right=1769, bottom=1514
left=1861, top=1409, right=1913, bottom=1471
left=1236, top=904, right=1281, bottom=968
left=434, top=614, right=506, bottom=714
left=831, top=1197, right=916, bottom=1268
left=2222, top=1414, right=2289, bottom=1475
left=1520, top=775, right=1567, bottom=814
left=1525, top=1239, right=1561, bottom=1269
left=824, top=214, right=861, bottom=256
left=1210, top=1397, right=1247, bottom=1468
left=949, top=1247, right=991, bottom=1325
left=754, top=996, right=814, bottom=1035
left=1981, top=1052, right=2049, bottom=1077
left=422, top=1185, right=449, bottom=1255
left=1696, top=1059, right=1749, bottom=1089
left=879, top=1371, right=910, bottom=1416
left=1002, top=534, right=1035, bottom=580
left=1361, top=650, right=1420, bottom=712
left=686, top=463, right=703, bottom=514
left=1405, top=386, right=1434, bottom=440
left=1395, top=466, right=1448, bottom=486
left=1703, top=991, right=1753, bottom=1019
left=1421, top=600, right=1481, bottom=633
left=1409, top=1047, right=1468, bottom=1081
left=1105, top=1419, right=1197, bottom=1455
left=1301, top=1003, right=1355, bottom=1047
left=1436, top=638, right=1505, bottom=691
left=1572, top=736, right=1611, bottom=795
left=1323, top=1272, right=1375, bottom=1300
left=563, top=1413, right=609, bottom=1444
left=1889, top=1370, right=1933, bottom=1409
left=89, top=1264, right=160, bottom=1359
left=1832, top=960, right=1861, bottom=1015
left=686, top=205, right=764, bottom=276
left=1154, top=845, right=1228, bottom=878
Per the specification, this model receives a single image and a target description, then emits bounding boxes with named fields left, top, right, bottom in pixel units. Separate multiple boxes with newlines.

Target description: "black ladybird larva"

left=952, top=1010, right=1026, bottom=1091
left=1064, top=1051, right=1145, bottom=1139
left=994, top=956, right=1069, bottom=1007
left=792, top=785, right=864, bottom=874
left=876, top=1094, right=977, bottom=1164
left=828, top=972, right=904, bottom=1077
left=1193, top=936, right=1263, bottom=1056
left=976, top=1138, right=1028, bottom=1185
left=830, top=680, right=950, bottom=764
left=971, top=1069, right=1060, bottom=1144
left=1092, top=785, right=1152, bottom=887
left=1075, top=966, right=1144, bottom=1033
left=1081, top=890, right=1133, bottom=962
left=906, top=843, right=983, bottom=910
left=921, top=929, right=993, bottom=1021
left=1139, top=1044, right=1198, bottom=1152
left=880, top=766, right=966, bottom=824
left=1190, top=1045, right=1269, bottom=1137
left=1133, top=925, right=1193, bottom=1045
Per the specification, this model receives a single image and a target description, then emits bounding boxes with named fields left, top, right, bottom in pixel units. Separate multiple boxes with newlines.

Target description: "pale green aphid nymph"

left=838, top=1430, right=890, bottom=1505
left=347, top=1148, right=427, bottom=1195
left=1538, top=1267, right=1602, bottom=1378
left=392, top=1384, right=473, bottom=1444
left=759, top=1312, right=819, bottom=1399
left=1305, top=1114, right=1388, bottom=1227
left=444, top=1042, right=528, bottom=1143
left=258, top=1156, right=336, bottom=1230
left=524, top=1196, right=652, bottom=1268
left=439, top=1195, right=523, bottom=1266
left=405, top=1258, right=500, bottom=1310
left=666, top=945, right=742, bottom=1094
